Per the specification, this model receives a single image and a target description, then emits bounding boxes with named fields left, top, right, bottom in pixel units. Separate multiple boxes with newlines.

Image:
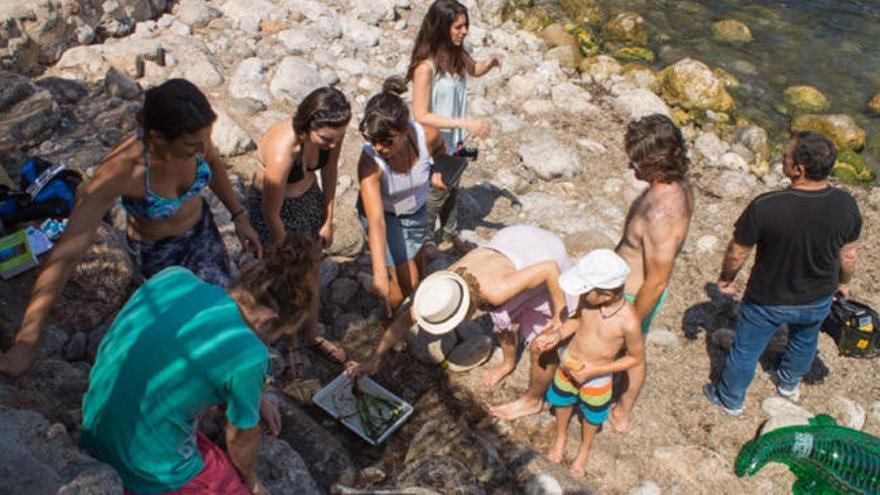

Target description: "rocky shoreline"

left=2, top=1, right=880, bottom=494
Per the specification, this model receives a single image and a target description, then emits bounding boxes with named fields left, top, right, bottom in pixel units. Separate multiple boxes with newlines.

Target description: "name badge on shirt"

left=393, top=195, right=417, bottom=215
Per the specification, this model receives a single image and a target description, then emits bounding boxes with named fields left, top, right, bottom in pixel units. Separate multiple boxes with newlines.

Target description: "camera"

left=454, top=142, right=479, bottom=161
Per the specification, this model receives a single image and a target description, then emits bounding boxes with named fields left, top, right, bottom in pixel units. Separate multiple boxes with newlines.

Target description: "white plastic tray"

left=313, top=373, right=414, bottom=446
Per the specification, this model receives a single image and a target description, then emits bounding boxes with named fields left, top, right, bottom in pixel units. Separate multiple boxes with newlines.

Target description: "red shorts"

left=125, top=432, right=251, bottom=495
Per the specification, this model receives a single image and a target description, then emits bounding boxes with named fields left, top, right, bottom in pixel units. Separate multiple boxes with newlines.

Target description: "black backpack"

left=822, top=297, right=880, bottom=358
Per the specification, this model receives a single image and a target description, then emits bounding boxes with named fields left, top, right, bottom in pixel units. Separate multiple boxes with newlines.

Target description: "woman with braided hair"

left=246, top=86, right=352, bottom=367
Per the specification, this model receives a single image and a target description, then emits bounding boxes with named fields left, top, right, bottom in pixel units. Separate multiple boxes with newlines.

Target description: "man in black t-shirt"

left=704, top=131, right=861, bottom=416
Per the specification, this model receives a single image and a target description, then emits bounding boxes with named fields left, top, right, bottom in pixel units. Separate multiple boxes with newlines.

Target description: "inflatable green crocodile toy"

left=735, top=414, right=880, bottom=494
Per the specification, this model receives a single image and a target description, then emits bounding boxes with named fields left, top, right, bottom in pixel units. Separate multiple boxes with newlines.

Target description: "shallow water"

left=540, top=0, right=880, bottom=171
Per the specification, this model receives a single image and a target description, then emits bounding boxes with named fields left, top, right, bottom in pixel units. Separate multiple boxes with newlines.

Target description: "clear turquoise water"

left=546, top=0, right=880, bottom=170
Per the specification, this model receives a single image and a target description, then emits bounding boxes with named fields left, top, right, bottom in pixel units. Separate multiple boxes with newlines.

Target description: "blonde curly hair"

left=234, top=232, right=320, bottom=324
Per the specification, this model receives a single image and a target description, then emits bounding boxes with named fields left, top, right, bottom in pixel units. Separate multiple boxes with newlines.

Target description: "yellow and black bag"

left=822, top=297, right=879, bottom=358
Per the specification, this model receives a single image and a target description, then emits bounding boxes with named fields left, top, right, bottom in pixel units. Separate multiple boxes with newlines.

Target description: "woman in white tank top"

left=357, top=78, right=448, bottom=316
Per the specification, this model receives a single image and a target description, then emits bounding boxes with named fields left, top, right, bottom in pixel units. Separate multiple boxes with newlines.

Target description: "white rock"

left=169, top=20, right=192, bottom=36
left=277, top=29, right=317, bottom=54
left=336, top=175, right=353, bottom=196
left=495, top=114, right=523, bottom=133
left=219, top=0, right=278, bottom=33
left=506, top=74, right=542, bottom=100
left=175, top=0, right=220, bottom=28
left=828, top=396, right=866, bottom=430
left=470, top=96, right=494, bottom=117
left=760, top=415, right=811, bottom=435
left=613, top=89, right=672, bottom=121
left=522, top=99, right=554, bottom=116
left=337, top=58, right=368, bottom=77
left=157, top=13, right=175, bottom=28
left=212, top=110, right=255, bottom=157
left=104, top=66, right=141, bottom=99
left=525, top=474, right=563, bottom=495
left=341, top=17, right=380, bottom=48
left=696, top=235, right=718, bottom=253
left=291, top=0, right=332, bottom=21
left=551, top=82, right=598, bottom=116
left=352, top=0, right=396, bottom=25
left=647, top=329, right=679, bottom=348
left=230, top=58, right=271, bottom=104
left=577, top=139, right=607, bottom=154
left=708, top=170, right=756, bottom=199
left=762, top=397, right=813, bottom=419
left=629, top=480, right=662, bottom=495
left=270, top=57, right=321, bottom=103
left=317, top=18, right=343, bottom=39
left=183, top=56, right=224, bottom=88
left=718, top=151, right=749, bottom=172
left=518, top=134, right=581, bottom=180
left=694, top=132, right=730, bottom=165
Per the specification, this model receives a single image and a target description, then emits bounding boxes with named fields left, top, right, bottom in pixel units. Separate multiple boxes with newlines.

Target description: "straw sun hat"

left=413, top=270, right=471, bottom=335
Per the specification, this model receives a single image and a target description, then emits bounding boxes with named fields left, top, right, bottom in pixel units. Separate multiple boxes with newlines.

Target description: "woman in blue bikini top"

left=1, top=79, right=261, bottom=378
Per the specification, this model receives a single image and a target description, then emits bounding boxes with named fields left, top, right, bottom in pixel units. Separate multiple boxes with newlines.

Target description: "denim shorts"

left=357, top=199, right=427, bottom=267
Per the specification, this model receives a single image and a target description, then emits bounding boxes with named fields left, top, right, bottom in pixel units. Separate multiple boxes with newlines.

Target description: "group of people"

left=0, top=0, right=863, bottom=492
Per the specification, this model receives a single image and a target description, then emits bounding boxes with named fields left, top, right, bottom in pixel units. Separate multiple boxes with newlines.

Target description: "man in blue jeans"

left=704, top=131, right=861, bottom=416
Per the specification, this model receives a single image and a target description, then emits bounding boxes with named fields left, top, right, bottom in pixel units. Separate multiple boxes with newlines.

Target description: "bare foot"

left=569, top=462, right=586, bottom=478
left=490, top=397, right=542, bottom=421
left=608, top=405, right=630, bottom=433
left=482, top=362, right=515, bottom=389
left=547, top=443, right=564, bottom=464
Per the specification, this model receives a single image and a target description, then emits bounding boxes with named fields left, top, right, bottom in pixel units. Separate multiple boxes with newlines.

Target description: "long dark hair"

left=625, top=114, right=689, bottom=183
left=292, top=87, right=352, bottom=138
left=359, top=77, right=410, bottom=144
left=138, top=78, right=216, bottom=141
left=406, top=0, right=473, bottom=82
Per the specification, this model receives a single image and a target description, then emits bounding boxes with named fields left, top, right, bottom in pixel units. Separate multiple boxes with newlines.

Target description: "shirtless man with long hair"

left=610, top=114, right=694, bottom=432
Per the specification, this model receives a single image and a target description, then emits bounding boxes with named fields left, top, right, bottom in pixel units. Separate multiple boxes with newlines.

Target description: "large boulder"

left=269, top=56, right=321, bottom=103
left=603, top=12, right=647, bottom=46
left=51, top=223, right=134, bottom=334
left=256, top=436, right=321, bottom=495
left=327, top=191, right=365, bottom=257
left=0, top=406, right=123, bottom=494
left=550, top=82, right=597, bottom=115
left=712, top=19, right=752, bottom=43
left=0, top=0, right=167, bottom=74
left=0, top=71, right=60, bottom=152
left=174, top=0, right=220, bottom=28
left=54, top=37, right=165, bottom=80
left=613, top=88, right=671, bottom=121
left=518, top=134, right=582, bottom=180
left=229, top=57, right=272, bottom=105
left=791, top=113, right=866, bottom=151
left=622, top=64, right=660, bottom=92
left=212, top=109, right=255, bottom=157
left=659, top=58, right=735, bottom=112
left=540, top=23, right=577, bottom=50
left=783, top=85, right=829, bottom=113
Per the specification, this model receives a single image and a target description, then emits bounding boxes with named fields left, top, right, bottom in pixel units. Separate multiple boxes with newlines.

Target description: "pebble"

left=577, top=138, right=607, bottom=154
left=629, top=480, right=662, bottom=495
left=761, top=397, right=813, bottom=419
left=696, top=235, right=718, bottom=253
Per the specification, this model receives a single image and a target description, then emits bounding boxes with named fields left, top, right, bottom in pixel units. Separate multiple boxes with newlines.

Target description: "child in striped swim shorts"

left=533, top=249, right=645, bottom=477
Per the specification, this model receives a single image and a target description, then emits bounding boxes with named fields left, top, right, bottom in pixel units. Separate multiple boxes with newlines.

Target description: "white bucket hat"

left=413, top=270, right=471, bottom=335
left=559, top=249, right=630, bottom=296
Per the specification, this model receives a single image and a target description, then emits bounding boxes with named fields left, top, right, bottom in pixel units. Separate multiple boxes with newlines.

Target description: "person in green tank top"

left=408, top=0, right=502, bottom=248
left=80, top=233, right=320, bottom=495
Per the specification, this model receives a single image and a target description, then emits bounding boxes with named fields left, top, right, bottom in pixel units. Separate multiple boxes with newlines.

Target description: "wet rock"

left=761, top=397, right=813, bottom=419
left=613, top=88, right=671, bottom=121
left=64, top=332, right=87, bottom=362
left=0, top=406, right=122, bottom=494
left=518, top=134, right=581, bottom=180
left=397, top=455, right=484, bottom=494
left=0, top=71, right=60, bottom=152
left=212, top=109, right=254, bottom=157
left=712, top=20, right=752, bottom=43
left=604, top=12, right=647, bottom=46
left=707, top=170, right=756, bottom=199
left=827, top=396, right=866, bottom=430
left=256, top=436, right=321, bottom=495
left=277, top=397, right=357, bottom=491
left=659, top=58, right=735, bottom=112
left=694, top=132, right=729, bottom=166
left=579, top=55, right=622, bottom=84
left=270, top=56, right=321, bottom=103
left=230, top=57, right=271, bottom=105
left=51, top=223, right=134, bottom=334
left=446, top=335, right=493, bottom=372
left=791, top=113, right=866, bottom=151
left=784, top=85, right=829, bottom=113
left=175, top=0, right=220, bottom=29
left=407, top=326, right=458, bottom=365
left=868, top=92, right=880, bottom=115
left=629, top=480, right=661, bottom=495
left=104, top=66, right=141, bottom=100
left=525, top=474, right=563, bottom=495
